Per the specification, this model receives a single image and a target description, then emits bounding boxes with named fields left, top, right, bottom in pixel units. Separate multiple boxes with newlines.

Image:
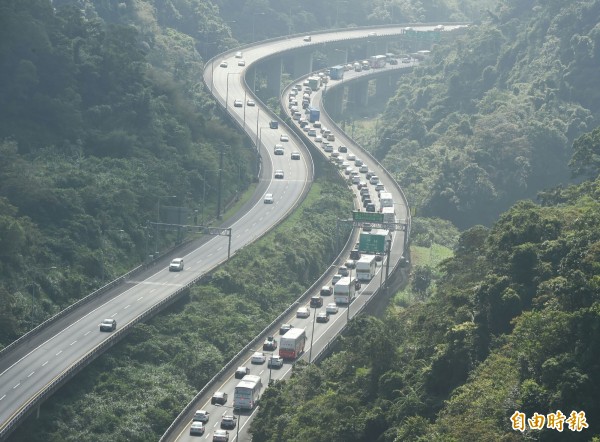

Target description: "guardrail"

left=1, top=23, right=433, bottom=441
left=161, top=55, right=414, bottom=441
left=160, top=179, right=357, bottom=442
left=0, top=263, right=142, bottom=363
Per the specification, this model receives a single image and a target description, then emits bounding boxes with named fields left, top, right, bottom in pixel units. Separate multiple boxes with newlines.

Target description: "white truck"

left=356, top=255, right=377, bottom=281
left=334, top=276, right=355, bottom=304
left=379, top=192, right=394, bottom=209
left=279, top=328, right=306, bottom=360
left=382, top=206, right=395, bottom=223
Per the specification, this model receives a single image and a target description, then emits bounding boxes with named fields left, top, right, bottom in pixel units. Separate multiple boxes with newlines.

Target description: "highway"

left=166, top=26, right=438, bottom=442
left=0, top=37, right=314, bottom=442
left=0, top=23, right=465, bottom=440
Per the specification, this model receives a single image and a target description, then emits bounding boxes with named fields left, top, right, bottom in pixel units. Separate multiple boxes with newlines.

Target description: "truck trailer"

left=329, top=65, right=345, bottom=80
left=379, top=192, right=394, bottom=209
left=369, top=54, right=387, bottom=68
left=307, top=76, right=321, bottom=91
left=279, top=328, right=306, bottom=360
left=356, top=255, right=377, bottom=281
left=308, top=107, right=321, bottom=123
left=333, top=276, right=355, bottom=304
left=382, top=206, right=395, bottom=224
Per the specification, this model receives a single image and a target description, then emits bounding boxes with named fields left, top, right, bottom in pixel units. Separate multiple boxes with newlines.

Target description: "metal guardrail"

left=161, top=50, right=416, bottom=440
left=1, top=22, right=436, bottom=441
left=0, top=263, right=143, bottom=362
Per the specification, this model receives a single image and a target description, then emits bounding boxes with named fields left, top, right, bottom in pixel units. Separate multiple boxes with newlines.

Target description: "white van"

left=235, top=51, right=243, bottom=58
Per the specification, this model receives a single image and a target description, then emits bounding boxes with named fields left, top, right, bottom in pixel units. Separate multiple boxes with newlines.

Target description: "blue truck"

left=329, top=65, right=345, bottom=80
left=308, top=107, right=320, bottom=123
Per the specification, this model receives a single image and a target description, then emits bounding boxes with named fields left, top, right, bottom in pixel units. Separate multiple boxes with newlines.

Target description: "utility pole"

left=217, top=145, right=225, bottom=219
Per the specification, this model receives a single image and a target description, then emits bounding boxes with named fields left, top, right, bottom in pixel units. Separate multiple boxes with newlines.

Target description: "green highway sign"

left=359, top=232, right=386, bottom=254
left=352, top=211, right=384, bottom=223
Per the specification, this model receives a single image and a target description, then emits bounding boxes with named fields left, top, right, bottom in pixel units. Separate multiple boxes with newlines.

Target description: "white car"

left=193, top=410, right=210, bottom=422
left=246, top=99, right=255, bottom=106
left=325, top=302, right=338, bottom=314
left=314, top=135, right=323, bottom=143
left=370, top=175, right=380, bottom=185
left=169, top=258, right=184, bottom=271
left=280, top=134, right=289, bottom=142
left=274, top=144, right=284, bottom=155
left=359, top=165, right=369, bottom=173
left=233, top=99, right=243, bottom=107
left=235, top=51, right=243, bottom=58
left=303, top=35, right=312, bottom=42
left=237, top=60, right=246, bottom=66
left=296, top=307, right=310, bottom=318
left=291, top=151, right=301, bottom=160
left=274, top=170, right=284, bottom=179
left=268, top=355, right=284, bottom=368
left=99, top=318, right=116, bottom=332
left=213, top=430, right=230, bottom=442
left=251, top=351, right=266, bottom=364
left=219, top=61, right=228, bottom=68
left=190, top=422, right=205, bottom=436
left=347, top=153, right=356, bottom=161
left=264, top=193, right=274, bottom=204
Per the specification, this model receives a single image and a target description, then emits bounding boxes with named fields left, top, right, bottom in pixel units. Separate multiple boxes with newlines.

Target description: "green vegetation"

left=251, top=150, right=600, bottom=442
left=374, top=0, right=600, bottom=229
left=9, top=174, right=353, bottom=442
left=250, top=1, right=600, bottom=441
left=7, top=0, right=599, bottom=441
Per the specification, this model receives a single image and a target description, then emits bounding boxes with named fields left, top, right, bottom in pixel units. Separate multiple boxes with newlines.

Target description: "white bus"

left=233, top=374, right=262, bottom=410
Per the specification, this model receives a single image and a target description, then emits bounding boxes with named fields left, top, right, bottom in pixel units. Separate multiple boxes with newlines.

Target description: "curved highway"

left=165, top=24, right=467, bottom=442
left=1, top=23, right=464, bottom=441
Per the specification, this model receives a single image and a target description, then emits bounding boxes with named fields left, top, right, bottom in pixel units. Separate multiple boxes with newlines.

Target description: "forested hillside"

left=378, top=0, right=600, bottom=228
left=0, top=0, right=495, bottom=440
left=251, top=1, right=600, bottom=440
left=0, top=0, right=251, bottom=344
left=251, top=132, right=600, bottom=442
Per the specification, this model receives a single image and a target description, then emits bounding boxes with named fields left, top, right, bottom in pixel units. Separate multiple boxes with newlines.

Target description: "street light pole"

left=156, top=195, right=176, bottom=255
left=30, top=266, right=57, bottom=330
left=101, top=229, right=124, bottom=282
left=217, top=146, right=226, bottom=219
left=347, top=267, right=353, bottom=321
left=309, top=305, right=317, bottom=362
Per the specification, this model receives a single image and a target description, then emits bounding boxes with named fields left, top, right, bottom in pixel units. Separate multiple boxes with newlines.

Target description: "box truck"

left=356, top=255, right=377, bottom=281
left=333, top=276, right=355, bottom=304
left=279, top=328, right=306, bottom=360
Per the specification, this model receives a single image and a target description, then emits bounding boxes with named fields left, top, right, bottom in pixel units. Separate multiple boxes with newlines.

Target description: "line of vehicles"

left=186, top=45, right=403, bottom=440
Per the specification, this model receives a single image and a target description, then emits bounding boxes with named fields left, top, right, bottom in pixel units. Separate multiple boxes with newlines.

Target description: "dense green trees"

left=375, top=0, right=600, bottom=228
left=251, top=123, right=600, bottom=440
left=0, top=0, right=255, bottom=341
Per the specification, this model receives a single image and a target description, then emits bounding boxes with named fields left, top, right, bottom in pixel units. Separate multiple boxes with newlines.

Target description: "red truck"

left=279, top=328, right=306, bottom=360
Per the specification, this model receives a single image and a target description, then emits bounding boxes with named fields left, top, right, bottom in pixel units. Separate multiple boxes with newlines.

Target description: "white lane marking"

left=124, top=305, right=131, bottom=309
left=70, top=341, right=77, bottom=346
left=111, top=313, right=117, bottom=318
left=55, top=350, right=62, bottom=356
left=0, top=395, right=5, bottom=401
left=42, top=361, right=49, bottom=367
left=84, top=331, right=91, bottom=336
left=13, top=383, right=20, bottom=389
left=137, top=296, right=144, bottom=301
left=27, top=371, right=35, bottom=378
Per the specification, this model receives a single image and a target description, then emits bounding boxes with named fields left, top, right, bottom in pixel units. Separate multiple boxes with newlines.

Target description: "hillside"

left=251, top=128, right=600, bottom=441
left=0, top=0, right=496, bottom=440
left=250, top=1, right=600, bottom=441
left=376, top=0, right=600, bottom=228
